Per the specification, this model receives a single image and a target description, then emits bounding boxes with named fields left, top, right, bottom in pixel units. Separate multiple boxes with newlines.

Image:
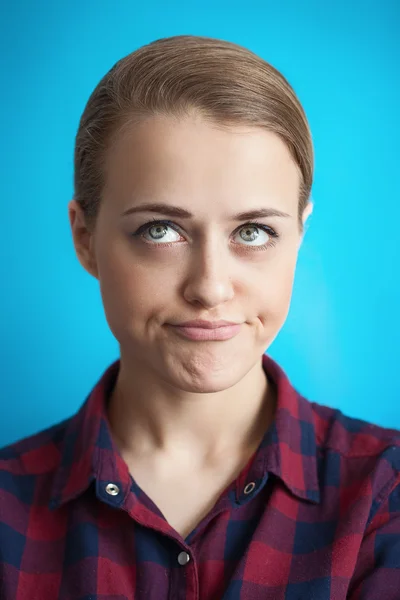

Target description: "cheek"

left=97, top=265, right=154, bottom=345
left=96, top=244, right=172, bottom=327
left=257, top=257, right=297, bottom=320
left=273, top=270, right=296, bottom=305
left=95, top=231, right=299, bottom=338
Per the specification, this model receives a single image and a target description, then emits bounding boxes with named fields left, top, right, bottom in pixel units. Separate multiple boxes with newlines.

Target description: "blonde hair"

left=74, top=35, right=314, bottom=233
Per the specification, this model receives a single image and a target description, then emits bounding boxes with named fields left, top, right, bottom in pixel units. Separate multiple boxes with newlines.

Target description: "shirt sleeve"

left=347, top=476, right=400, bottom=599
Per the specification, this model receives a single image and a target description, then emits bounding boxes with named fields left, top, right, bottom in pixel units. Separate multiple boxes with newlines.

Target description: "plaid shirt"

left=1, top=354, right=400, bottom=599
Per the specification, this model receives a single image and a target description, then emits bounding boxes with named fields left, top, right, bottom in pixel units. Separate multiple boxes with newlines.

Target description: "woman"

left=1, top=34, right=399, bottom=599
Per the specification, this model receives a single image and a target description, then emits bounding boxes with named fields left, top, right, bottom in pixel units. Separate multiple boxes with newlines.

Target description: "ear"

left=298, top=201, right=314, bottom=249
left=302, top=201, right=314, bottom=226
left=68, top=199, right=99, bottom=279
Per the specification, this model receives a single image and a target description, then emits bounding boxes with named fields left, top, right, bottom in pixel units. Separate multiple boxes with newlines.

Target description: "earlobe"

left=298, top=201, right=314, bottom=249
left=88, top=236, right=100, bottom=280
left=302, top=201, right=314, bottom=226
left=68, top=199, right=99, bottom=280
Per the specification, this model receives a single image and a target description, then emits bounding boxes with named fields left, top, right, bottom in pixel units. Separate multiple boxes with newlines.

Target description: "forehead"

left=102, top=114, right=301, bottom=219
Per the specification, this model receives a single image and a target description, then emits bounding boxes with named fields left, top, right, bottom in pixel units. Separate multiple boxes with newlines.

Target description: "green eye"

left=133, top=218, right=279, bottom=251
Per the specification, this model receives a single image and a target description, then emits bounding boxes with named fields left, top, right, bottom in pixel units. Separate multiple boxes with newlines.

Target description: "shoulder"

left=0, top=418, right=71, bottom=500
left=308, top=398, right=400, bottom=458
left=306, top=397, right=400, bottom=509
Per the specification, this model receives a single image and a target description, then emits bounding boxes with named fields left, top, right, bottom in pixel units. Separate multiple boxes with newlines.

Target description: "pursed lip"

left=171, top=319, right=240, bottom=329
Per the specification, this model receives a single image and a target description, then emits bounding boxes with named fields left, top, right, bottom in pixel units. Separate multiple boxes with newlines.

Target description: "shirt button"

left=177, top=551, right=190, bottom=565
left=105, top=483, right=120, bottom=496
left=244, top=482, right=256, bottom=495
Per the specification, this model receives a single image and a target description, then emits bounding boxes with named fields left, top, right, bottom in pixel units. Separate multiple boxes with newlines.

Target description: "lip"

left=172, top=319, right=240, bottom=329
left=169, top=323, right=242, bottom=341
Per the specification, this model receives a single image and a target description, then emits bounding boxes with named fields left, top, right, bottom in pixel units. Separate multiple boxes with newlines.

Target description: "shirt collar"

left=255, top=354, right=321, bottom=504
left=49, top=354, right=320, bottom=510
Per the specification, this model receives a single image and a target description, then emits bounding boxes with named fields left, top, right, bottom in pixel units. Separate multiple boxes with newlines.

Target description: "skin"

left=69, top=113, right=313, bottom=480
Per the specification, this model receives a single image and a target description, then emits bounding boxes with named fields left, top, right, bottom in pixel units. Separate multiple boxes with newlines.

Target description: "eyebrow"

left=121, top=202, right=292, bottom=221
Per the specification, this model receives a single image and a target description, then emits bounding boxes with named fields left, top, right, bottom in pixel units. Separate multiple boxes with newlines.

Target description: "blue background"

left=1, top=0, right=399, bottom=447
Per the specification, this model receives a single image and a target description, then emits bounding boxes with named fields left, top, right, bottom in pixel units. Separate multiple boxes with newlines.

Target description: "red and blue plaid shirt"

left=1, top=353, right=400, bottom=599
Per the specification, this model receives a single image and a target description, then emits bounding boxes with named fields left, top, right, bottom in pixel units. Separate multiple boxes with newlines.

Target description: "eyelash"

left=132, top=218, right=279, bottom=252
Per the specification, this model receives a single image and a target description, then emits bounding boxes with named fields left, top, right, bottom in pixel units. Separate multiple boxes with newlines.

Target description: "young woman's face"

left=70, top=114, right=312, bottom=391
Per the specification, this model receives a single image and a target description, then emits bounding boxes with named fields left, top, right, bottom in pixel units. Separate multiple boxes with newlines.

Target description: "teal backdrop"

left=1, top=0, right=399, bottom=447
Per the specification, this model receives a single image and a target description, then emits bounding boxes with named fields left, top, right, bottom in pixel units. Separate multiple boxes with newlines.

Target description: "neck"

left=107, top=353, right=277, bottom=464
